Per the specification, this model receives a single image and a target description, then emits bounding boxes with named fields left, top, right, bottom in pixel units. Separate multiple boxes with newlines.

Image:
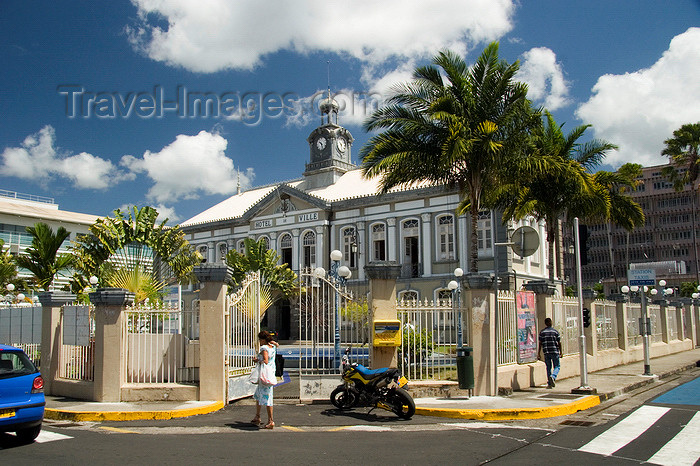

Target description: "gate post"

left=463, top=275, right=497, bottom=396
left=89, top=288, right=134, bottom=402
left=194, top=264, right=232, bottom=403
left=365, top=262, right=402, bottom=369
left=38, top=291, right=76, bottom=395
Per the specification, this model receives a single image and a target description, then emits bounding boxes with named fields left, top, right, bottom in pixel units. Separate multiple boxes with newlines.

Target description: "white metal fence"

left=123, top=302, right=198, bottom=384
left=496, top=291, right=517, bottom=366
left=552, top=296, right=579, bottom=356
left=594, top=300, right=618, bottom=350
left=648, top=304, right=663, bottom=343
left=58, top=305, right=94, bottom=381
left=398, top=297, right=461, bottom=380
left=226, top=272, right=260, bottom=378
left=0, top=305, right=42, bottom=366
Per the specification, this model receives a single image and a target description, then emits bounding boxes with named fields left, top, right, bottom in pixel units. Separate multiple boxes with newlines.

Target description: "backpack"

left=275, top=353, right=285, bottom=377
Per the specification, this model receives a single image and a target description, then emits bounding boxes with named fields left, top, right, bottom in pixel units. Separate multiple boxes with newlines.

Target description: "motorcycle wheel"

left=389, top=387, right=416, bottom=419
left=330, top=386, right=358, bottom=410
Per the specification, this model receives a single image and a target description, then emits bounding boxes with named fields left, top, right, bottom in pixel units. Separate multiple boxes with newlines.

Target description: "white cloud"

left=120, top=130, right=254, bottom=203
left=517, top=47, right=571, bottom=111
left=0, top=126, right=132, bottom=189
left=576, top=27, right=700, bottom=168
left=127, top=0, right=515, bottom=72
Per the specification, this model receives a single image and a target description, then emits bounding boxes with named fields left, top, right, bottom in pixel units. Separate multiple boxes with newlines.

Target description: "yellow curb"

left=414, top=395, right=601, bottom=420
left=44, top=400, right=225, bottom=422
left=280, top=426, right=305, bottom=432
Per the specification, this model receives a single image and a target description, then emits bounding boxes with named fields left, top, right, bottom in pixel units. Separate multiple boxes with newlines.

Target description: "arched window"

left=402, top=219, right=420, bottom=277
left=437, top=215, right=455, bottom=260
left=342, top=227, right=357, bottom=268
left=371, top=223, right=386, bottom=261
left=477, top=210, right=492, bottom=253
left=258, top=236, right=270, bottom=250
left=302, top=231, right=316, bottom=268
left=279, top=233, right=292, bottom=267
left=198, top=245, right=208, bottom=263
left=217, top=243, right=228, bottom=262
left=398, top=290, right=419, bottom=303
left=237, top=240, right=246, bottom=254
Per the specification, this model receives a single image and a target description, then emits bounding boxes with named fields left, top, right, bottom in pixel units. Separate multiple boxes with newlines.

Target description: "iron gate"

left=296, top=269, right=365, bottom=401
left=226, top=271, right=261, bottom=401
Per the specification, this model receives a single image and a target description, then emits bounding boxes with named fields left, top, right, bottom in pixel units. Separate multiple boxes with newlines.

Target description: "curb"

left=415, top=395, right=601, bottom=420
left=44, top=401, right=225, bottom=422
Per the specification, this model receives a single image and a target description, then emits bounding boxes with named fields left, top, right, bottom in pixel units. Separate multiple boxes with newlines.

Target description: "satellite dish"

left=511, top=226, right=539, bottom=257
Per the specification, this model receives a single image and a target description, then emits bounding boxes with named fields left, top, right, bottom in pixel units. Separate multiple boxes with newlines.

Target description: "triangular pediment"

left=240, top=184, right=330, bottom=221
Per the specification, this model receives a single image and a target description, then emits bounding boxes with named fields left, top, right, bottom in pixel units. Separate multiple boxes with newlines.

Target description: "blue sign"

left=628, top=269, right=656, bottom=286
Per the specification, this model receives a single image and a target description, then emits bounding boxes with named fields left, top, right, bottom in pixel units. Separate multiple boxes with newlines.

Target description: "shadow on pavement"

left=320, top=408, right=411, bottom=423
left=224, top=421, right=268, bottom=431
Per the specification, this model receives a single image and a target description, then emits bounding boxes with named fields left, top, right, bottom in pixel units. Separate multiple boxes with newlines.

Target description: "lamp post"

left=329, top=249, right=351, bottom=369
left=4, top=283, right=26, bottom=304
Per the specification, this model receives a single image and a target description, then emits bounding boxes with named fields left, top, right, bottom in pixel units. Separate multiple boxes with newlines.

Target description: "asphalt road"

left=2, top=368, right=698, bottom=465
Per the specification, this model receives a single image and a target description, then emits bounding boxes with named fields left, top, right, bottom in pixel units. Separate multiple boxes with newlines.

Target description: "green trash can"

left=456, top=347, right=474, bottom=390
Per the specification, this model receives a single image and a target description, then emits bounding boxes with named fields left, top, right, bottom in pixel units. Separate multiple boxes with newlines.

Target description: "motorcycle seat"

left=354, top=365, right=391, bottom=377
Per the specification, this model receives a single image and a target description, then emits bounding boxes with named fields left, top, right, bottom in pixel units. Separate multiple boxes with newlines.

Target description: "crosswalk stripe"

left=579, top=405, right=669, bottom=456
left=646, top=411, right=700, bottom=466
left=35, top=430, right=73, bottom=443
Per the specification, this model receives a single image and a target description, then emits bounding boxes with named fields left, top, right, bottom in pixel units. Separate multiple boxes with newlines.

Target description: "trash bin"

left=456, top=346, right=474, bottom=390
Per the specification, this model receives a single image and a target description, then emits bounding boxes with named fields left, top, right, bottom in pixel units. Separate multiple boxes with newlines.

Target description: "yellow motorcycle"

left=330, top=347, right=415, bottom=419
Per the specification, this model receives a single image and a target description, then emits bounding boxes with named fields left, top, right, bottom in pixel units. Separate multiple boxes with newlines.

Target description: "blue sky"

left=1, top=1, right=699, bottom=224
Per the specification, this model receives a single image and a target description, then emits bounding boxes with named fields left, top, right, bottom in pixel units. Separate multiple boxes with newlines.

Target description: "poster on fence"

left=516, top=291, right=537, bottom=363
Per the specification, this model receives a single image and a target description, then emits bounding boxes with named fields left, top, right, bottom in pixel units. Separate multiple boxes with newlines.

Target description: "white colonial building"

left=181, top=97, right=553, bottom=339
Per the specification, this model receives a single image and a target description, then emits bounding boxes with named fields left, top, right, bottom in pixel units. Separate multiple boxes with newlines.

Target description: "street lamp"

left=329, top=249, right=350, bottom=369
left=4, top=283, right=25, bottom=304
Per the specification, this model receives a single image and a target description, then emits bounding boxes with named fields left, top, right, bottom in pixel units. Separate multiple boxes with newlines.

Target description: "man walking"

left=538, top=318, right=562, bottom=388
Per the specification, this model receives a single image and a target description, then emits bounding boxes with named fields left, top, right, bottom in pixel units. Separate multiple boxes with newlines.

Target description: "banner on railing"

left=516, top=291, right=537, bottom=363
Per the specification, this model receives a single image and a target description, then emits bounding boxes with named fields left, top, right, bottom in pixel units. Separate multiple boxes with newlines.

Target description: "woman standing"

left=251, top=330, right=276, bottom=429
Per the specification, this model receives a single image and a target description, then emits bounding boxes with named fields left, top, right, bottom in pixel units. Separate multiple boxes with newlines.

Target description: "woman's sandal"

left=250, top=417, right=261, bottom=426
left=262, top=422, right=274, bottom=429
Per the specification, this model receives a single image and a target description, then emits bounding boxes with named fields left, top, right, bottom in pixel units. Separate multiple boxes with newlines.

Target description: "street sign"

left=628, top=268, right=656, bottom=286
left=510, top=226, right=539, bottom=257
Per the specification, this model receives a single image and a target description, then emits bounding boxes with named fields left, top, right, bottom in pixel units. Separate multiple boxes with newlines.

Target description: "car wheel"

left=16, top=424, right=41, bottom=443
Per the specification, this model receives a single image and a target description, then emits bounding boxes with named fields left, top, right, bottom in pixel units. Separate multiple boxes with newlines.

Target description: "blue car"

left=0, top=344, right=45, bottom=442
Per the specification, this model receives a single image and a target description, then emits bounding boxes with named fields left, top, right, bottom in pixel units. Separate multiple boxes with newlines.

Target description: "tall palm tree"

left=226, top=237, right=298, bottom=316
left=661, top=122, right=700, bottom=283
left=361, top=43, right=537, bottom=273
left=15, top=222, right=74, bottom=290
left=498, top=112, right=617, bottom=281
left=591, top=165, right=645, bottom=289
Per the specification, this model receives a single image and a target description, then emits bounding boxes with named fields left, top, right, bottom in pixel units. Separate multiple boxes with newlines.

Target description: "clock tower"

left=303, top=90, right=355, bottom=189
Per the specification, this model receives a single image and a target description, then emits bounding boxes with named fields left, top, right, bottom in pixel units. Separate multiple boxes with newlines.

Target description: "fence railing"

left=626, top=303, right=643, bottom=347
left=648, top=304, right=663, bottom=343
left=398, top=298, right=459, bottom=380
left=552, top=296, right=579, bottom=356
left=123, top=303, right=198, bottom=384
left=58, top=305, right=94, bottom=381
left=594, top=300, right=618, bottom=350
left=227, top=272, right=260, bottom=377
left=496, top=291, right=517, bottom=366
left=667, top=307, right=679, bottom=341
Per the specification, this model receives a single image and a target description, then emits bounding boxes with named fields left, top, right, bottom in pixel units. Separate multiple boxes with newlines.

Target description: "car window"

left=0, top=351, right=38, bottom=379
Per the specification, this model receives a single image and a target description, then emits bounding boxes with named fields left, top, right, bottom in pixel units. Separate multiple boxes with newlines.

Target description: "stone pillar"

left=90, top=288, right=134, bottom=402
left=365, top=262, right=402, bottom=369
left=38, top=291, right=77, bottom=395
left=464, top=274, right=497, bottom=396
left=660, top=303, right=670, bottom=343
left=421, top=213, right=432, bottom=277
left=194, top=264, right=232, bottom=402
left=583, top=297, right=596, bottom=356
left=292, top=229, right=300, bottom=273
left=207, top=241, right=216, bottom=264
left=315, top=226, right=325, bottom=270
left=616, top=299, right=628, bottom=351
left=387, top=218, right=397, bottom=262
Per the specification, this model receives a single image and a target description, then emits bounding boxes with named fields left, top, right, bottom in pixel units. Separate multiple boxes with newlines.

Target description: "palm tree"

left=14, top=223, right=74, bottom=290
left=661, top=122, right=700, bottom=283
left=71, top=206, right=201, bottom=299
left=225, top=237, right=298, bottom=316
left=590, top=165, right=645, bottom=289
left=361, top=43, right=537, bottom=273
left=498, top=112, right=617, bottom=282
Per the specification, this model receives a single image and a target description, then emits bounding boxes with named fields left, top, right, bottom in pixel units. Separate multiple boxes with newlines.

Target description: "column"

left=38, top=291, right=77, bottom=396
left=365, top=263, right=402, bottom=369
left=660, top=302, right=670, bottom=343
left=464, top=280, right=497, bottom=396
left=387, top=217, right=397, bottom=262
left=291, top=229, right=300, bottom=273
left=315, top=225, right=325, bottom=270
left=616, top=299, right=628, bottom=350
left=194, top=264, right=232, bottom=402
left=357, top=221, right=366, bottom=281
left=584, top=297, right=597, bottom=356
left=457, top=215, right=469, bottom=270
left=207, top=241, right=215, bottom=264
left=90, top=288, right=134, bottom=402
left=421, top=213, right=432, bottom=277
left=269, top=232, right=278, bottom=257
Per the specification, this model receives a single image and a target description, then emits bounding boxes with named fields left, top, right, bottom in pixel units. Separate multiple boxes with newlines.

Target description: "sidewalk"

left=44, top=349, right=700, bottom=422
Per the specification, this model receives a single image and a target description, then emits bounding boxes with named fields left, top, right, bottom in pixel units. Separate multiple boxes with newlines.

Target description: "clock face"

left=336, top=137, right=346, bottom=152
left=316, top=137, right=326, bottom=150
